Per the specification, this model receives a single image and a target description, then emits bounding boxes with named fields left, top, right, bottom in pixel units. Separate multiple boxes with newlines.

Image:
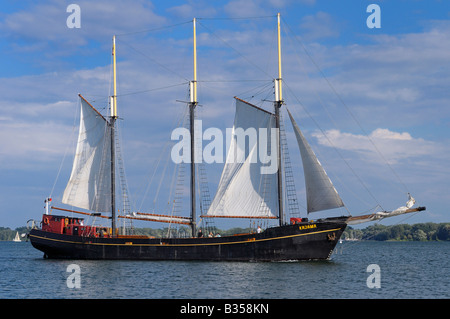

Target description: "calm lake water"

left=0, top=240, right=448, bottom=299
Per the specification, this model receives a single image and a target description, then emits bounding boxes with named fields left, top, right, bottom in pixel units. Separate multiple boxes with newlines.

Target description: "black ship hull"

left=29, top=218, right=347, bottom=261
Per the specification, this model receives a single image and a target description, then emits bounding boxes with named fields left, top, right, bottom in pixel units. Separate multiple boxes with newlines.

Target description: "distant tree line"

left=0, top=227, right=28, bottom=241
left=1, top=223, right=449, bottom=241
left=344, top=223, right=450, bottom=241
left=132, top=226, right=253, bottom=238
left=121, top=224, right=450, bottom=241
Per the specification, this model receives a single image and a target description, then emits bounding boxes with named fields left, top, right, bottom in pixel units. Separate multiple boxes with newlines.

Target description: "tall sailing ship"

left=28, top=14, right=425, bottom=261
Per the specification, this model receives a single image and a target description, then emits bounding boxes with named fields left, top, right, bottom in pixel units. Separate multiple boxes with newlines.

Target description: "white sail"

left=62, top=97, right=112, bottom=212
left=13, top=231, right=21, bottom=242
left=206, top=98, right=278, bottom=219
left=287, top=109, right=344, bottom=213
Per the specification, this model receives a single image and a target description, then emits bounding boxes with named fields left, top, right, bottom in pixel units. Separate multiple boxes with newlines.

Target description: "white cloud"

left=0, top=98, right=77, bottom=169
left=0, top=119, right=74, bottom=168
left=312, top=128, right=440, bottom=164
left=224, top=0, right=269, bottom=18
left=299, top=11, right=339, bottom=40
left=167, top=1, right=217, bottom=19
left=1, top=0, right=167, bottom=52
left=370, top=128, right=412, bottom=141
left=223, top=0, right=290, bottom=18
left=282, top=19, right=450, bottom=136
left=167, top=4, right=195, bottom=18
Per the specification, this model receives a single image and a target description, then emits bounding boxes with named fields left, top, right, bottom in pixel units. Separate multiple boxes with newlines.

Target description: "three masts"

left=61, top=14, right=295, bottom=236
left=27, top=13, right=427, bottom=261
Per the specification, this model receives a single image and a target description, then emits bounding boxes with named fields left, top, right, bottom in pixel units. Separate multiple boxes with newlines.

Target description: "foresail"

left=287, top=109, right=344, bottom=213
left=206, top=98, right=278, bottom=219
left=62, top=96, right=112, bottom=212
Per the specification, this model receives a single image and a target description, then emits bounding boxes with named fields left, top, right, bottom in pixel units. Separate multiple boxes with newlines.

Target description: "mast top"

left=190, top=18, right=198, bottom=105
left=275, top=13, right=283, bottom=103
left=111, top=35, right=118, bottom=118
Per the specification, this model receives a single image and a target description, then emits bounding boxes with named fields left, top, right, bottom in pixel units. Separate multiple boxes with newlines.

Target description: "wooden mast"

left=190, top=18, right=198, bottom=237
left=110, top=35, right=118, bottom=236
left=275, top=13, right=284, bottom=226
left=276, top=13, right=283, bottom=102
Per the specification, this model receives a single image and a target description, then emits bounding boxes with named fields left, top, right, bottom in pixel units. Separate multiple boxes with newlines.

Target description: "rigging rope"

left=135, top=103, right=189, bottom=211
left=281, top=18, right=410, bottom=195
left=117, top=82, right=189, bottom=97
left=197, top=15, right=276, bottom=21
left=280, top=25, right=379, bottom=209
left=283, top=81, right=382, bottom=210
left=115, top=21, right=192, bottom=37
left=118, top=38, right=190, bottom=82
left=197, top=20, right=274, bottom=81
left=49, top=97, right=80, bottom=198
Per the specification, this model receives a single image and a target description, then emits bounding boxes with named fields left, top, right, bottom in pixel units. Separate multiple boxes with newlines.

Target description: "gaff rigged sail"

left=62, top=97, right=112, bottom=212
left=206, top=98, right=278, bottom=219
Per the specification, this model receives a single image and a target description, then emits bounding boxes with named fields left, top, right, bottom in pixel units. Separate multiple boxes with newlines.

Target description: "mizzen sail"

left=287, top=108, right=344, bottom=213
left=62, top=96, right=112, bottom=212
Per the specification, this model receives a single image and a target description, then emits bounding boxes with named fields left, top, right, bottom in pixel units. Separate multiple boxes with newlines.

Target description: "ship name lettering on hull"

left=299, top=224, right=317, bottom=230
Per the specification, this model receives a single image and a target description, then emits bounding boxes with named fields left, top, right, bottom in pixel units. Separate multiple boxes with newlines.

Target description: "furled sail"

left=346, top=194, right=423, bottom=225
left=121, top=212, right=192, bottom=225
left=287, top=109, right=344, bottom=213
left=62, top=96, right=112, bottom=212
left=206, top=98, right=278, bottom=218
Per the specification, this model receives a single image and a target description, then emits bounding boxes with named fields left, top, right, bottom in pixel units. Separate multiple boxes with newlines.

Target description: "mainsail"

left=62, top=96, right=112, bottom=212
left=206, top=98, right=278, bottom=219
left=287, top=109, right=344, bottom=213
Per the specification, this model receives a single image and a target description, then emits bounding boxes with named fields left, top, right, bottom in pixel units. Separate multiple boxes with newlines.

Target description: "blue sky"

left=0, top=0, right=449, bottom=229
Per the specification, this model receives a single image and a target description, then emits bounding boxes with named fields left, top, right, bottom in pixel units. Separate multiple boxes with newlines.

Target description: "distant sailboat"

left=13, top=232, right=21, bottom=242
left=28, top=14, right=425, bottom=261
